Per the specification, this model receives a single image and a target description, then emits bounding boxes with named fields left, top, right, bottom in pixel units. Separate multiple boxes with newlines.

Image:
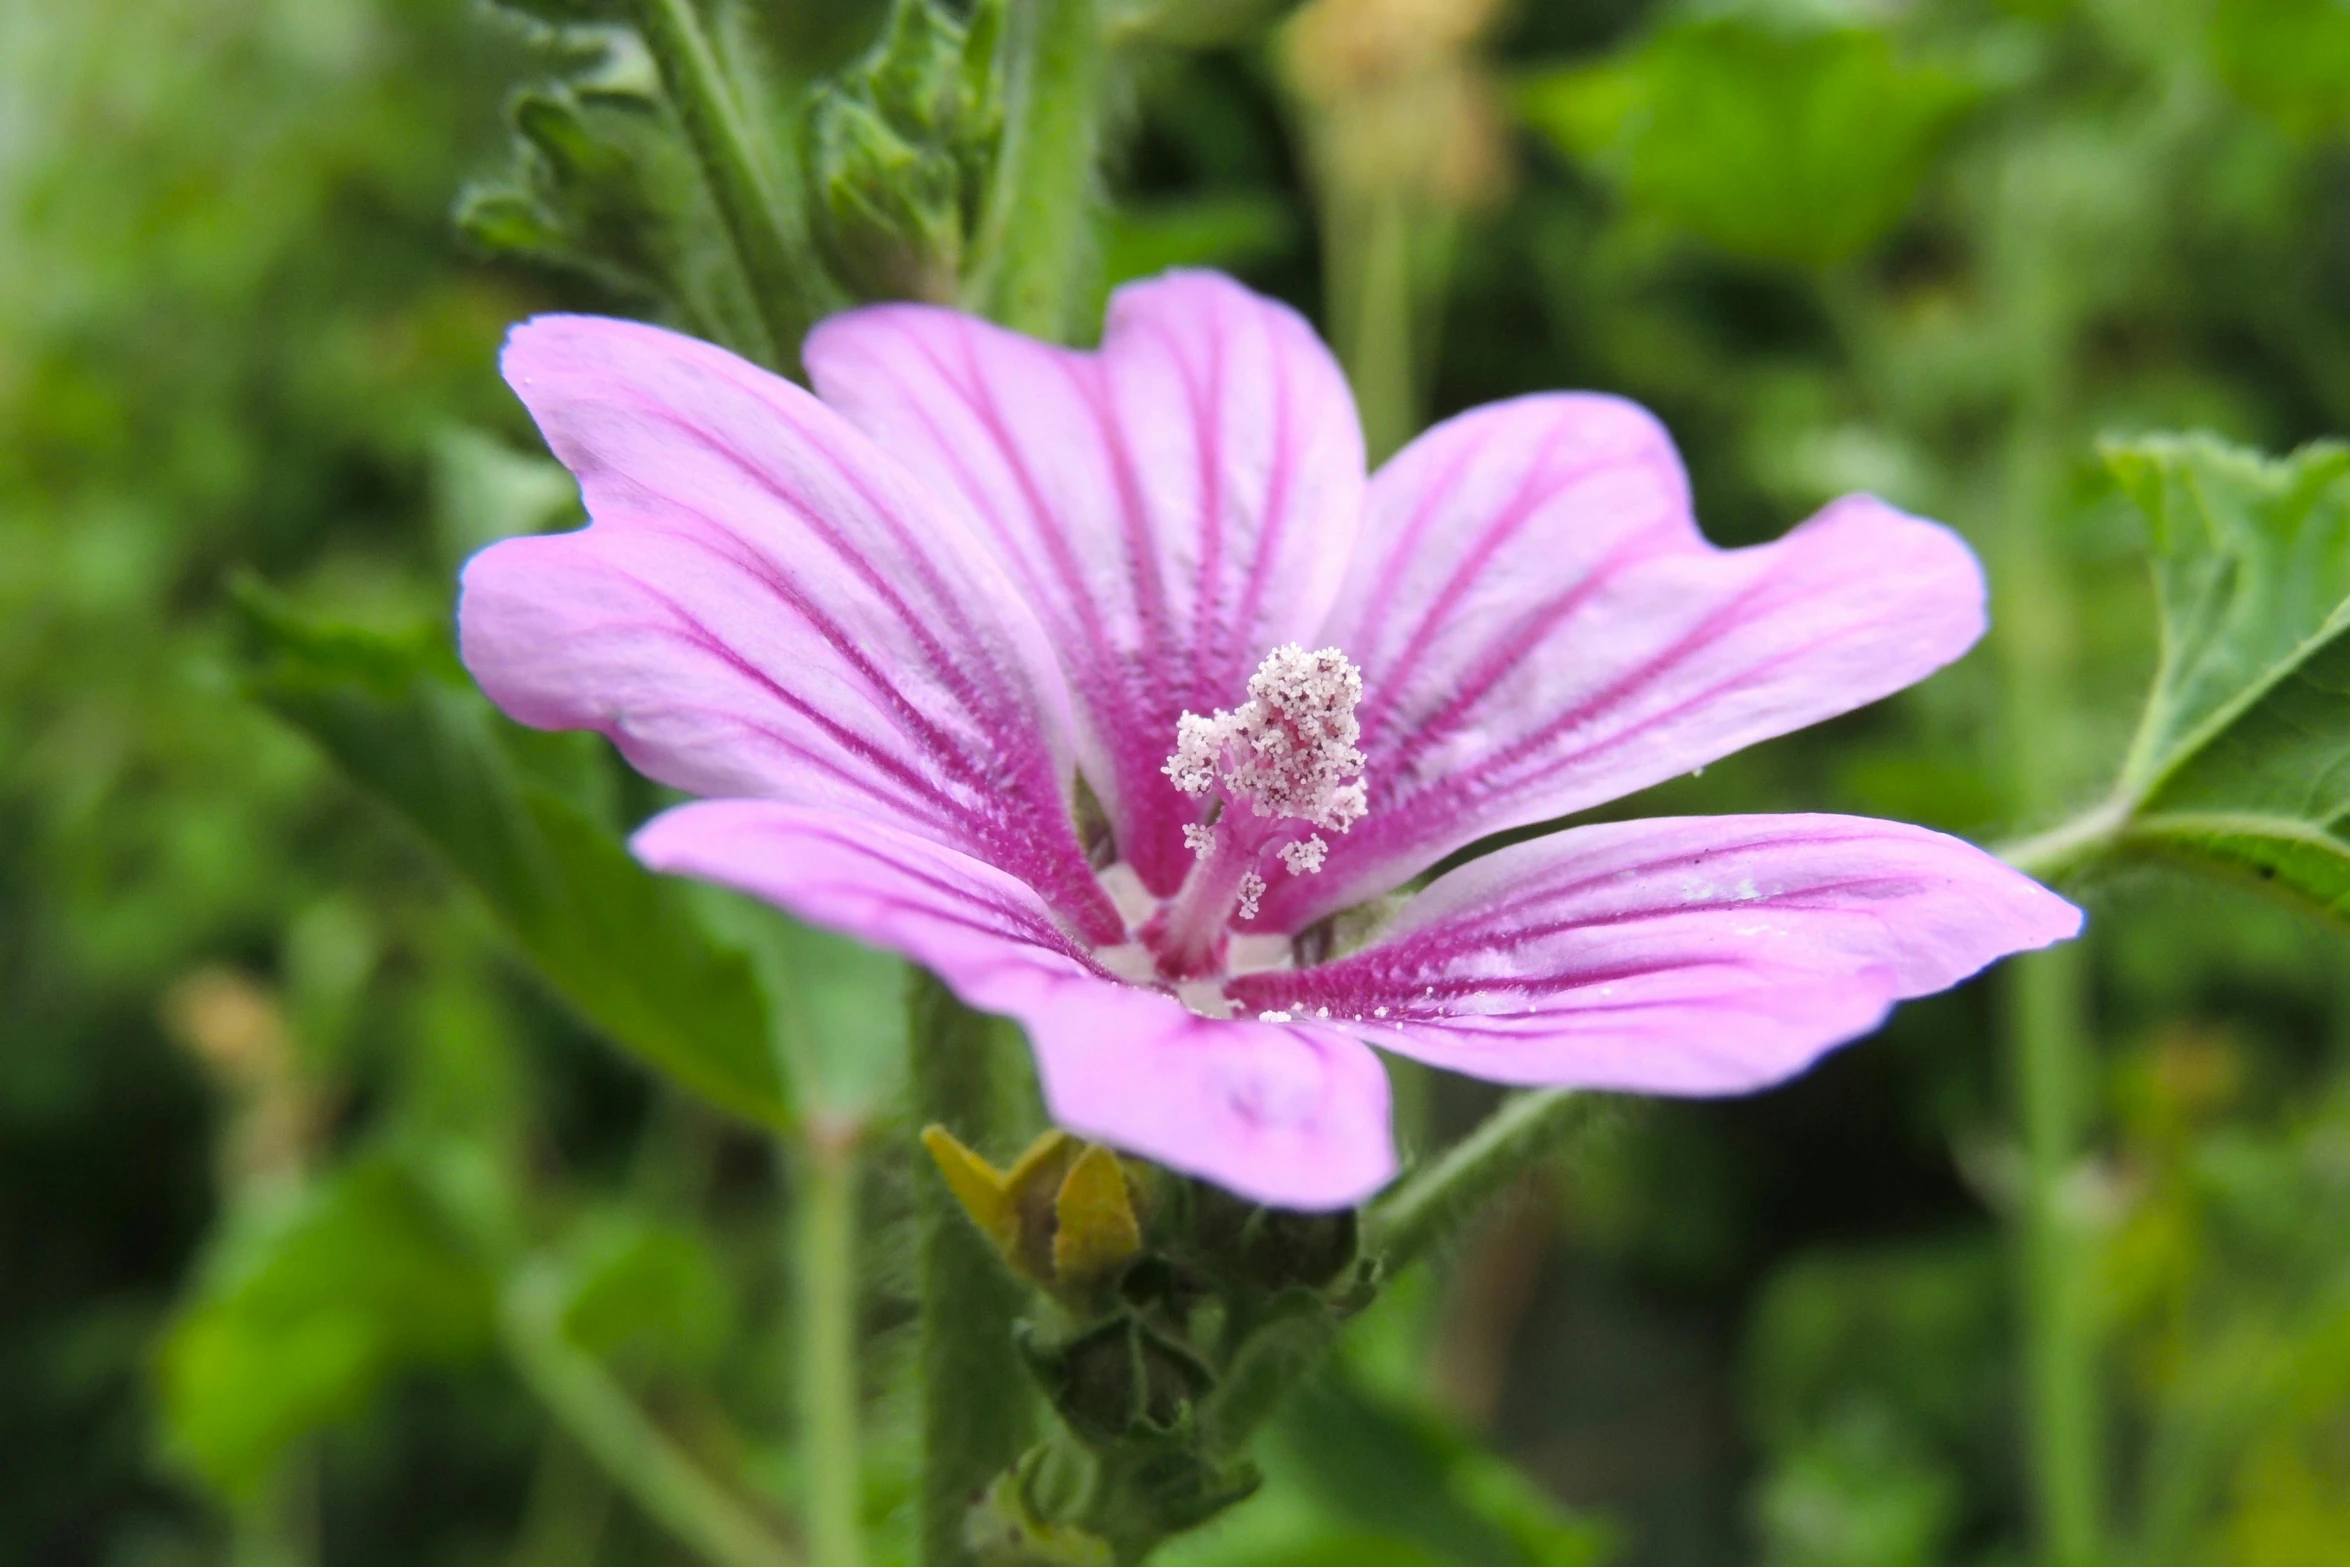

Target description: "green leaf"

left=2101, top=435, right=2350, bottom=918
left=234, top=582, right=793, bottom=1127
left=2210, top=0, right=2350, bottom=140
left=554, top=1210, right=735, bottom=1375
left=1519, top=16, right=1976, bottom=268
left=456, top=64, right=772, bottom=361
left=159, top=1157, right=496, bottom=1497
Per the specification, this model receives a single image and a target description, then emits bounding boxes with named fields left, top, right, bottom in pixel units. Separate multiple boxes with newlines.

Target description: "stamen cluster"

left=1164, top=644, right=1369, bottom=848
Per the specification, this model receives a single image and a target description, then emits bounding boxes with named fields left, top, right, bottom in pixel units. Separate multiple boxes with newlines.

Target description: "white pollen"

left=1235, top=871, right=1267, bottom=921
left=1258, top=1009, right=1294, bottom=1023
left=1182, top=822, right=1217, bottom=858
left=1374, top=1005, right=1389, bottom=1018
left=1279, top=835, right=1329, bottom=877
left=1161, top=645, right=1369, bottom=834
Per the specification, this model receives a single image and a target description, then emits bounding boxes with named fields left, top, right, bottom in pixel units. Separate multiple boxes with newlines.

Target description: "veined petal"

left=1259, top=395, right=1985, bottom=930
left=1233, top=815, right=2079, bottom=1094
left=806, top=271, right=1367, bottom=898
left=463, top=314, right=1119, bottom=940
left=634, top=801, right=1395, bottom=1209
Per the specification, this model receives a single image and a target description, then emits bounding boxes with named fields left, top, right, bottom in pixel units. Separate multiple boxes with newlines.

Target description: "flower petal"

left=1258, top=395, right=1986, bottom=930
left=805, top=271, right=1367, bottom=898
left=1233, top=815, right=2079, bottom=1094
left=633, top=801, right=1395, bottom=1208
left=463, top=314, right=1120, bottom=941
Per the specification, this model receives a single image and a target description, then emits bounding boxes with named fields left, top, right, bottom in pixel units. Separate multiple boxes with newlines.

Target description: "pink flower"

left=460, top=271, right=2078, bottom=1209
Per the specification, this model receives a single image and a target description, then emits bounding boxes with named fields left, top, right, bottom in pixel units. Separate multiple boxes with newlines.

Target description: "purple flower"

left=460, top=271, right=2078, bottom=1209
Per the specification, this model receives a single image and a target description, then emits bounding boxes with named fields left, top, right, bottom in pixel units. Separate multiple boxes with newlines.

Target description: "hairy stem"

left=627, top=0, right=812, bottom=368
left=1989, top=197, right=2104, bottom=1565
left=502, top=1265, right=796, bottom=1567
left=2009, top=941, right=2102, bottom=1565
left=966, top=0, right=1105, bottom=341
left=1363, top=1089, right=1598, bottom=1270
left=909, top=973, right=1035, bottom=1567
left=796, top=1130, right=866, bottom=1567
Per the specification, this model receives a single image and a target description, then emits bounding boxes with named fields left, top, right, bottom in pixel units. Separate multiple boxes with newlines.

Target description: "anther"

left=1143, top=647, right=1373, bottom=981
left=1162, top=644, right=1369, bottom=852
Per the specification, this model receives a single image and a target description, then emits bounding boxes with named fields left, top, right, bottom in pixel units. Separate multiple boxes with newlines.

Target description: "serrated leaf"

left=234, top=583, right=793, bottom=1127
left=2102, top=435, right=2350, bottom=917
left=459, top=73, right=772, bottom=361
left=1519, top=17, right=1976, bottom=268
left=159, top=1157, right=496, bottom=1497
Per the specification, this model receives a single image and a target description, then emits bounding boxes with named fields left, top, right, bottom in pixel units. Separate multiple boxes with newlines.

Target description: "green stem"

left=627, top=0, right=812, bottom=368
left=502, top=1265, right=797, bottom=1567
left=1989, top=224, right=2104, bottom=1564
left=909, top=972, right=1035, bottom=1567
left=1363, top=1089, right=1598, bottom=1270
left=966, top=0, right=1105, bottom=341
left=1325, top=183, right=1418, bottom=463
left=232, top=1452, right=318, bottom=1567
left=2008, top=943, right=2102, bottom=1566
left=510, top=1434, right=615, bottom=1567
left=797, top=1130, right=867, bottom=1567
left=1996, top=797, right=2131, bottom=885
left=1201, top=1302, right=1342, bottom=1456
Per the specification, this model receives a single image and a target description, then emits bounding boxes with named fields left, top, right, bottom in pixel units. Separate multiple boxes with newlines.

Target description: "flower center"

left=1144, top=644, right=1368, bottom=980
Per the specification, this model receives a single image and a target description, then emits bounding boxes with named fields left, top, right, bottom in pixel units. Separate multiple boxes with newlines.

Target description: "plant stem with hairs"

left=1986, top=153, right=2104, bottom=1567
left=908, top=975, right=1036, bottom=1567
left=626, top=0, right=817, bottom=369
left=796, top=1129, right=867, bottom=1567
left=967, top=0, right=1105, bottom=342
left=502, top=1264, right=798, bottom=1567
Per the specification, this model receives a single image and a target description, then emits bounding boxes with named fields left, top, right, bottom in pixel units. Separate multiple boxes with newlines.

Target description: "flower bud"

left=804, top=0, right=1001, bottom=303
left=1016, top=1314, right=1215, bottom=1445
left=1162, top=1177, right=1362, bottom=1297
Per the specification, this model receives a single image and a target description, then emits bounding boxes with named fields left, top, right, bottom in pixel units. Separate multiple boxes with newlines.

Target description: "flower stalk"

left=795, top=1128, right=867, bottom=1567
left=501, top=1263, right=797, bottom=1567
left=1985, top=155, right=2105, bottom=1565
left=625, top=0, right=814, bottom=369
left=966, top=0, right=1105, bottom=341
left=909, top=974, right=1038, bottom=1567
left=1363, top=1088, right=1600, bottom=1271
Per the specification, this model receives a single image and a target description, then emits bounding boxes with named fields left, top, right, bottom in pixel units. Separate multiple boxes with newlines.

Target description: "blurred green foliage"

left=6, top=0, right=2350, bottom=1565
